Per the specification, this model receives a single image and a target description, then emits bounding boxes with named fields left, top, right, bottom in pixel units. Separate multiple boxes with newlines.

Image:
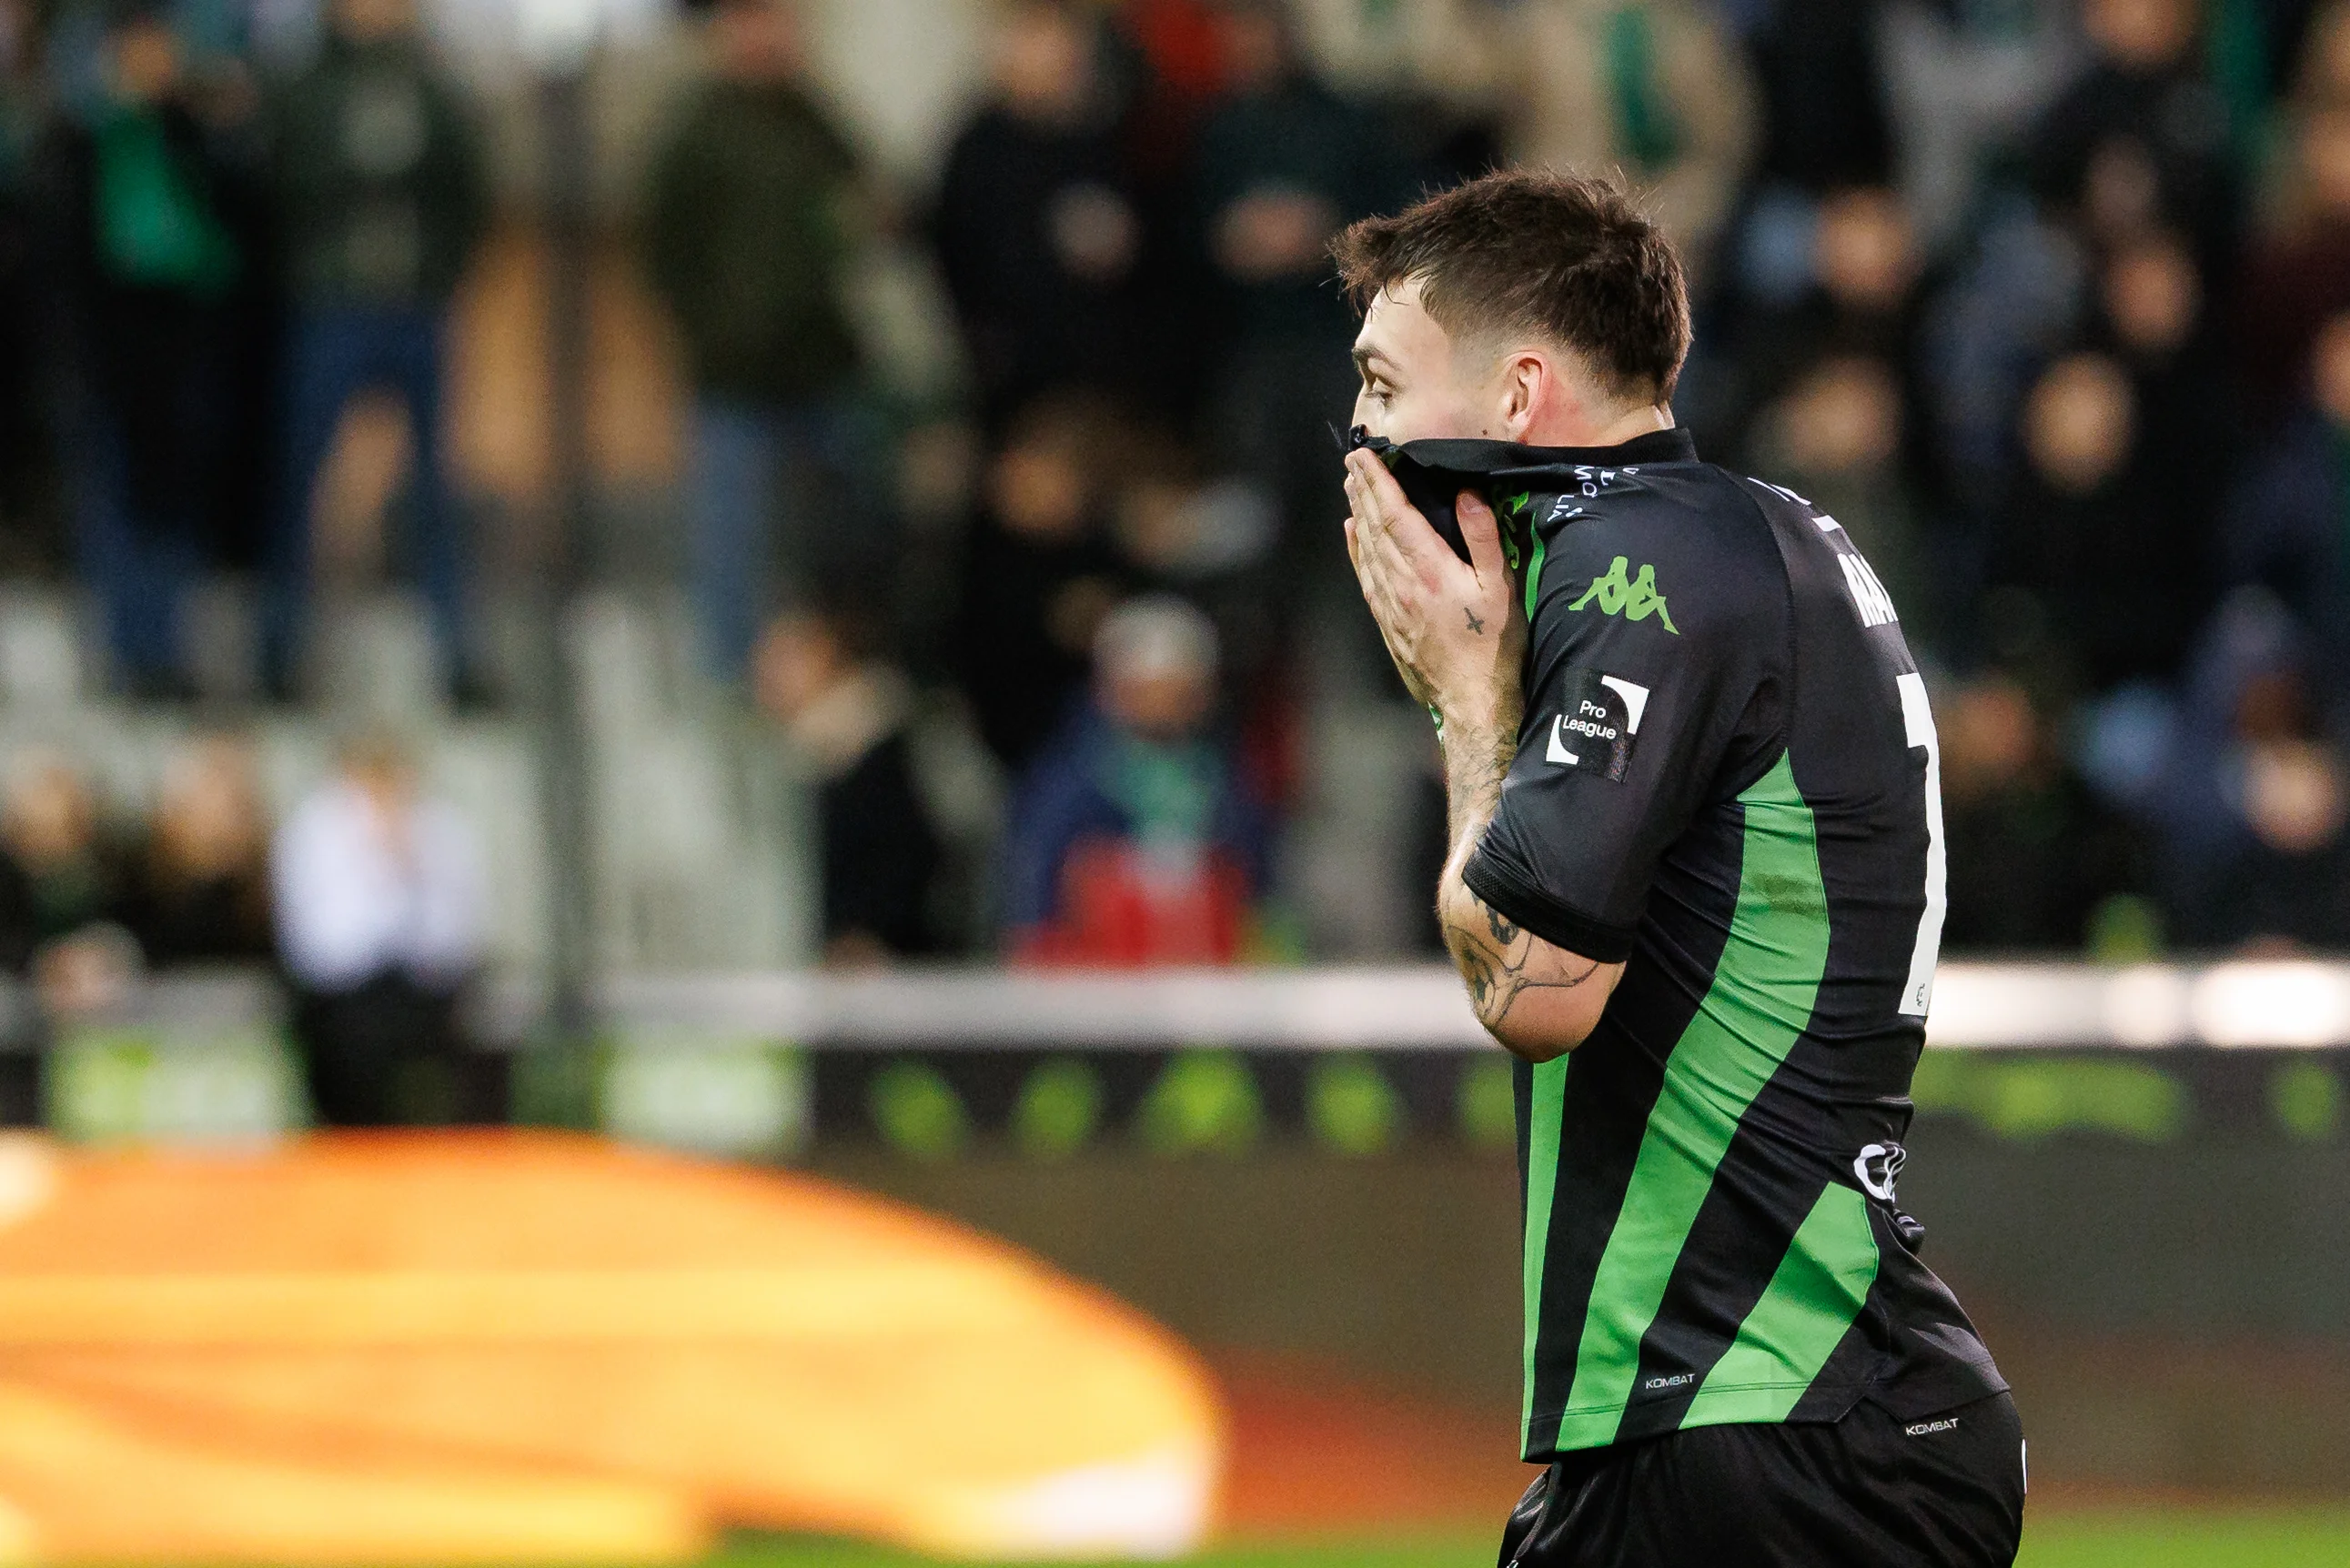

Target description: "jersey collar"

left=1383, top=426, right=1698, bottom=477
left=1339, top=425, right=1699, bottom=562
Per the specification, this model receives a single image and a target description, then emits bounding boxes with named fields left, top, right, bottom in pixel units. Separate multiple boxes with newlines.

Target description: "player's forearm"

left=1437, top=699, right=1516, bottom=848
left=1433, top=713, right=1618, bottom=1060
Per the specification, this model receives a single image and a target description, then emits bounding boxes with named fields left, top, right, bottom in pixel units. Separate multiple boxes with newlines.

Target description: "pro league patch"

left=1542, top=668, right=1651, bottom=782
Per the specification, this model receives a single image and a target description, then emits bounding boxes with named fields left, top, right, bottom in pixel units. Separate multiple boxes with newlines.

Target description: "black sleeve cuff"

left=1463, top=843, right=1638, bottom=964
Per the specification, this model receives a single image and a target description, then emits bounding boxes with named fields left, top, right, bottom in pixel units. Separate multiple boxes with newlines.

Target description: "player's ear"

left=1497, top=351, right=1544, bottom=440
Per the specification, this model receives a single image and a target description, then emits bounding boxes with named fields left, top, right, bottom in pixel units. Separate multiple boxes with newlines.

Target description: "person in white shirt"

left=273, top=733, right=482, bottom=1125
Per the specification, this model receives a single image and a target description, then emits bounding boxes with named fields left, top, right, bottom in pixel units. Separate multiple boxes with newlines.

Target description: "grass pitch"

left=709, top=1509, right=2350, bottom=1568
left=2016, top=1508, right=2350, bottom=1566
left=709, top=1511, right=2350, bottom=1567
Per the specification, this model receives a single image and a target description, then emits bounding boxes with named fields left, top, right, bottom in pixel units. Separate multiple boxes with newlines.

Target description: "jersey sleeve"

left=1463, top=506, right=1788, bottom=963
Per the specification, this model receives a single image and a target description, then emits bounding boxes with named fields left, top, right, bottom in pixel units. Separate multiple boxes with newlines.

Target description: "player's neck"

left=1519, top=401, right=1674, bottom=450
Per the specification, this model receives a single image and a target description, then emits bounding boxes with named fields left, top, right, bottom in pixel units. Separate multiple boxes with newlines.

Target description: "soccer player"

left=1337, top=170, right=2021, bottom=1566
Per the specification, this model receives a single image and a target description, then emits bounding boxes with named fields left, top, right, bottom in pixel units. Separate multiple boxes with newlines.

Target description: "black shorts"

left=1498, top=1392, right=2025, bottom=1568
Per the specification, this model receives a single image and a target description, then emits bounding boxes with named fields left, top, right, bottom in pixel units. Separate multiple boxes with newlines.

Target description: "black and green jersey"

left=1423, top=427, right=2004, bottom=1461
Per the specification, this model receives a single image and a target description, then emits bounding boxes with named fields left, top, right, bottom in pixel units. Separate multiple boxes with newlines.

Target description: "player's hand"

left=1343, top=448, right=1525, bottom=740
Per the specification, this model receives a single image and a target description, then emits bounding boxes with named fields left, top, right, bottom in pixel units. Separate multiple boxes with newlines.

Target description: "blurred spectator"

left=1492, top=0, right=1756, bottom=279
left=118, top=734, right=273, bottom=969
left=2163, top=633, right=2350, bottom=950
left=1938, top=671, right=2150, bottom=952
left=1714, top=186, right=1955, bottom=642
left=753, top=605, right=945, bottom=967
left=2219, top=724, right=2350, bottom=948
left=2308, top=0, right=2350, bottom=101
left=0, top=0, right=60, bottom=571
left=2209, top=0, right=2329, bottom=162
left=262, top=0, right=488, bottom=704
left=1878, top=0, right=2080, bottom=254
left=0, top=754, right=130, bottom=997
left=2095, top=225, right=2234, bottom=550
left=2234, top=35, right=2350, bottom=416
left=1748, top=354, right=1930, bottom=638
left=1101, top=0, right=1231, bottom=414
left=2099, top=226, right=2206, bottom=370
left=35, top=0, right=262, bottom=699
left=1195, top=0, right=1405, bottom=611
left=1113, top=0, right=1236, bottom=183
left=952, top=395, right=1129, bottom=774
left=935, top=0, right=1144, bottom=427
left=2224, top=311, right=2350, bottom=696
left=1720, top=185, right=1925, bottom=437
left=1004, top=593, right=1268, bottom=965
left=1993, top=350, right=2209, bottom=687
left=1740, top=0, right=1894, bottom=195
left=1109, top=433, right=1280, bottom=684
left=2030, top=0, right=2237, bottom=263
left=274, top=732, right=481, bottom=1125
left=1992, top=352, right=2209, bottom=681
left=1914, top=193, right=2087, bottom=530
left=644, top=0, right=874, bottom=685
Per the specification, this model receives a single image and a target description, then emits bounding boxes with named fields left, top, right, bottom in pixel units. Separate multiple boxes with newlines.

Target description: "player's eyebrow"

left=1352, top=345, right=1398, bottom=380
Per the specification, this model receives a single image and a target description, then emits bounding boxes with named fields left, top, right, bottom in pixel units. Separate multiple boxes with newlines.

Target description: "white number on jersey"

left=1896, top=672, right=1946, bottom=1017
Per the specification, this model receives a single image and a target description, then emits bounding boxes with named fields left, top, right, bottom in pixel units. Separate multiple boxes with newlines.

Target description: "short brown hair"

left=1331, top=169, right=1692, bottom=405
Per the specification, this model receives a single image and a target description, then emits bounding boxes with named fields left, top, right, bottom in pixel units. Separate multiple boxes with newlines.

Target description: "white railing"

left=585, top=961, right=2350, bottom=1051
left=25, top=961, right=2350, bottom=1052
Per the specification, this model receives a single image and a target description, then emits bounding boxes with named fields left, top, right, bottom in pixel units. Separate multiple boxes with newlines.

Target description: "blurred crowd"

left=0, top=731, right=483, bottom=1122
left=0, top=0, right=2347, bottom=969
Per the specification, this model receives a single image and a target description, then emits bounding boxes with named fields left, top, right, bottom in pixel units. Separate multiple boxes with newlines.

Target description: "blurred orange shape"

left=0, top=1131, right=1223, bottom=1563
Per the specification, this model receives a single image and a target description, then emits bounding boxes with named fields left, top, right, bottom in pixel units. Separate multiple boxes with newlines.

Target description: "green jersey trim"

left=1520, top=1055, right=1569, bottom=1449
left=1680, top=1182, right=1881, bottom=1426
left=1548, top=752, right=1831, bottom=1451
left=1524, top=528, right=1548, bottom=622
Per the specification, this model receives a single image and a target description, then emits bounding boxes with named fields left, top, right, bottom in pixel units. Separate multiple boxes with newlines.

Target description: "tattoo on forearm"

left=1445, top=892, right=1601, bottom=1033
left=1461, top=950, right=1495, bottom=1010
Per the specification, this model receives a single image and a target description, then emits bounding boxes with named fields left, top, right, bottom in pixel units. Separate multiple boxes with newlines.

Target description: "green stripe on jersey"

left=1680, top=1182, right=1880, bottom=1427
left=1549, top=752, right=1831, bottom=1450
left=1523, top=529, right=1548, bottom=621
left=1520, top=1055, right=1569, bottom=1452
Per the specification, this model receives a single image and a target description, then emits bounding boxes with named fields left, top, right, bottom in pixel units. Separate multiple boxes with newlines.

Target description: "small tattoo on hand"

left=1466, top=609, right=1486, bottom=635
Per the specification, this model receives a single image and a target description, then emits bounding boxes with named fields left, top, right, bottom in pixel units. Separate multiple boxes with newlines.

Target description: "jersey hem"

left=1520, top=1359, right=2014, bottom=1460
left=1860, top=1360, right=2012, bottom=1421
left=1464, top=846, right=1638, bottom=963
left=1523, top=1380, right=1868, bottom=1460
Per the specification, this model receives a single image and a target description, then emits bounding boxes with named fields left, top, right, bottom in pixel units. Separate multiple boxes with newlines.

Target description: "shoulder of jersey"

left=1732, top=472, right=1875, bottom=569
left=1735, top=473, right=1824, bottom=518
left=1527, top=465, right=1787, bottom=635
left=1737, top=472, right=1906, bottom=631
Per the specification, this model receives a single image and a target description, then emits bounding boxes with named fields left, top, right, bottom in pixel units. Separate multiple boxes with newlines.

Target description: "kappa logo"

left=1905, top=1417, right=1962, bottom=1438
left=1569, top=557, right=1679, bottom=633
left=1642, top=1372, right=1697, bottom=1392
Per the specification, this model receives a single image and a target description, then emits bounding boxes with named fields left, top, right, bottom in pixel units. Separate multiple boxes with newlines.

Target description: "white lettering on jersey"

left=1840, top=552, right=1901, bottom=629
